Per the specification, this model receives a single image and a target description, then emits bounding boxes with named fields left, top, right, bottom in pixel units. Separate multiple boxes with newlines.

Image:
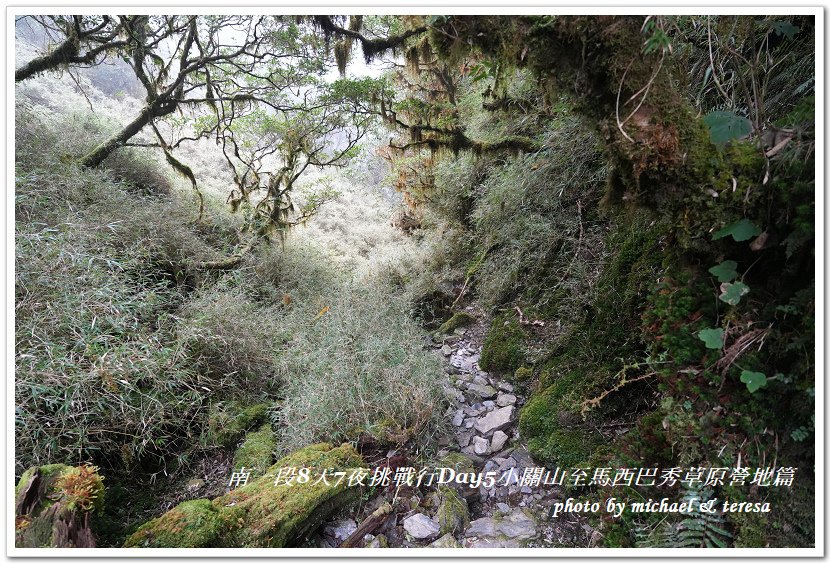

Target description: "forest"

left=13, top=13, right=817, bottom=551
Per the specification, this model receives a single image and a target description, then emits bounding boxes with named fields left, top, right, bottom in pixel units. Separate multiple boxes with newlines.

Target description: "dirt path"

left=431, top=314, right=592, bottom=548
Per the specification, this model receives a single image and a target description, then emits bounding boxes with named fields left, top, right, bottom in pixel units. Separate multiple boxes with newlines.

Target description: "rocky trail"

left=314, top=313, right=594, bottom=549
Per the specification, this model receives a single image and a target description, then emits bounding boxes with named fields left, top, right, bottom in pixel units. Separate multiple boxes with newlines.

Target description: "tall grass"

left=250, top=243, right=446, bottom=453
left=15, top=81, right=448, bottom=474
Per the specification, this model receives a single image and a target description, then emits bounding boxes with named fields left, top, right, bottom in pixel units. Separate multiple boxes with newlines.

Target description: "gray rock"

left=498, top=381, right=514, bottom=392
left=482, top=400, right=496, bottom=409
left=483, top=460, right=499, bottom=474
left=441, top=344, right=453, bottom=356
left=520, top=485, right=533, bottom=494
left=452, top=410, right=465, bottom=427
left=452, top=355, right=479, bottom=373
left=472, top=436, right=489, bottom=455
left=323, top=519, right=357, bottom=543
left=456, top=372, right=474, bottom=383
left=496, top=393, right=517, bottom=407
left=500, top=468, right=520, bottom=486
left=467, top=383, right=497, bottom=399
left=461, top=445, right=477, bottom=456
left=429, top=533, right=461, bottom=548
left=463, top=418, right=475, bottom=429
left=495, top=509, right=537, bottom=540
left=456, top=431, right=472, bottom=448
left=403, top=513, right=440, bottom=540
left=474, top=406, right=515, bottom=435
left=473, top=375, right=489, bottom=386
left=463, top=406, right=480, bottom=416
left=466, top=537, right=524, bottom=548
left=496, top=502, right=510, bottom=513
left=445, top=388, right=465, bottom=403
left=465, top=517, right=496, bottom=538
left=490, top=430, right=509, bottom=453
left=510, top=447, right=535, bottom=469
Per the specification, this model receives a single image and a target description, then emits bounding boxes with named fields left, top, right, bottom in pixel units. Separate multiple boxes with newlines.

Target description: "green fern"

left=635, top=486, right=733, bottom=548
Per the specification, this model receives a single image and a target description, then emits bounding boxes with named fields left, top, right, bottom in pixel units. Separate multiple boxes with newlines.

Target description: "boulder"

left=465, top=517, right=496, bottom=537
left=124, top=443, right=364, bottom=548
left=494, top=509, right=537, bottom=540
left=366, top=534, right=389, bottom=548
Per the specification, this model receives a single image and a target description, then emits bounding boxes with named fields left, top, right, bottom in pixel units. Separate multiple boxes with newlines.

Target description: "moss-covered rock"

left=15, top=464, right=105, bottom=548
left=205, top=401, right=271, bottom=449
left=124, top=443, right=365, bottom=548
left=232, top=424, right=276, bottom=478
left=479, top=313, right=525, bottom=373
left=436, top=486, right=470, bottom=536
left=512, top=366, right=532, bottom=382
left=436, top=312, right=475, bottom=335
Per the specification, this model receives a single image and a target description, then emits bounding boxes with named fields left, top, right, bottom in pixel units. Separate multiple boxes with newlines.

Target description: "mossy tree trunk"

left=430, top=16, right=719, bottom=209
left=79, top=94, right=181, bottom=168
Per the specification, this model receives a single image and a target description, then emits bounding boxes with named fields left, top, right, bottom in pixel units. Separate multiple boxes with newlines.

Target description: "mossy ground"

left=479, top=313, right=525, bottom=374
left=205, top=401, right=271, bottom=449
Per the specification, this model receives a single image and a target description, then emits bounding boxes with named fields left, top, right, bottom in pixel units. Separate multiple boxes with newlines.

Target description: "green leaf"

left=719, top=281, right=750, bottom=305
left=703, top=111, right=752, bottom=146
left=698, top=328, right=724, bottom=349
left=740, top=370, right=767, bottom=393
left=708, top=260, right=739, bottom=282
left=770, top=21, right=800, bottom=40
left=712, top=219, right=762, bottom=242
left=791, top=427, right=809, bottom=442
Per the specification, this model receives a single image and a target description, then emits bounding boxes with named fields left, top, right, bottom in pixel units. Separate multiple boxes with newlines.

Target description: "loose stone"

left=403, top=513, right=440, bottom=540
left=490, top=430, right=509, bottom=452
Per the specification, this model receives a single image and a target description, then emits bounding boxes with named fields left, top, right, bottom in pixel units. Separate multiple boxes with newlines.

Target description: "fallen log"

left=340, top=502, right=394, bottom=548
